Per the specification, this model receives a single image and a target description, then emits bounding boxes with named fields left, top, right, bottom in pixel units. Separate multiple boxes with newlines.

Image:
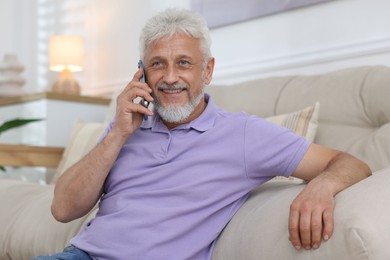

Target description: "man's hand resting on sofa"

left=289, top=144, right=372, bottom=250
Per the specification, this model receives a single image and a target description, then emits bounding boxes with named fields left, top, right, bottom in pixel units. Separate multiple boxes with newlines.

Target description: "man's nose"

left=163, top=65, right=179, bottom=84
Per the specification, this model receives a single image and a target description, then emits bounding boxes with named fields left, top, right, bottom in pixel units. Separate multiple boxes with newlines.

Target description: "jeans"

left=31, top=245, right=92, bottom=260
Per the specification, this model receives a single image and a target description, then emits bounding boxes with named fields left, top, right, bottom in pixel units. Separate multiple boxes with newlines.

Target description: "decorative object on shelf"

left=0, top=53, right=26, bottom=96
left=48, top=35, right=84, bottom=95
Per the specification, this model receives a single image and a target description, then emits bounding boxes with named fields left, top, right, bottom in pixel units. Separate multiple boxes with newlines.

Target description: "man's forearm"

left=51, top=130, right=127, bottom=223
left=317, top=151, right=372, bottom=196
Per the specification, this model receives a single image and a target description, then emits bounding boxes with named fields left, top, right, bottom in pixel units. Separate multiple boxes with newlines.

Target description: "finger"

left=133, top=90, right=154, bottom=104
left=134, top=103, right=154, bottom=116
left=122, top=68, right=151, bottom=94
left=117, top=88, right=151, bottom=112
left=288, top=204, right=302, bottom=250
left=117, top=97, right=153, bottom=118
left=119, top=85, right=154, bottom=105
left=299, top=209, right=312, bottom=249
left=123, top=80, right=152, bottom=97
left=132, top=68, right=144, bottom=82
left=322, top=208, right=334, bottom=241
left=311, top=209, right=323, bottom=249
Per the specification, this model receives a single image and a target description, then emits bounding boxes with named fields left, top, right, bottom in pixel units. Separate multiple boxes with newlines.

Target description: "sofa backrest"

left=206, top=66, right=390, bottom=172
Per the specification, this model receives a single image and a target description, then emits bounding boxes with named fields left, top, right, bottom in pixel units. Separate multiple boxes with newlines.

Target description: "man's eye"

left=151, top=61, right=161, bottom=67
left=179, top=60, right=190, bottom=65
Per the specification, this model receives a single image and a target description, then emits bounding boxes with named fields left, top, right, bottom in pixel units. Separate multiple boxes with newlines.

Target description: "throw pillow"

left=266, top=102, right=320, bottom=142
left=51, top=121, right=106, bottom=184
left=266, top=102, right=320, bottom=182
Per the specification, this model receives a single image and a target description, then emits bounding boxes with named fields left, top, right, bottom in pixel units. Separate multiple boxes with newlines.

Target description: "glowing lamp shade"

left=48, top=35, right=84, bottom=95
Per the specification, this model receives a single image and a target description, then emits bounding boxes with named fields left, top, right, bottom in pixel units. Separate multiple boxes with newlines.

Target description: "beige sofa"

left=0, top=66, right=389, bottom=259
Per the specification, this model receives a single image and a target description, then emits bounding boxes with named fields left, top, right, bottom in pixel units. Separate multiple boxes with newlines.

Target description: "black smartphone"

left=138, top=60, right=150, bottom=108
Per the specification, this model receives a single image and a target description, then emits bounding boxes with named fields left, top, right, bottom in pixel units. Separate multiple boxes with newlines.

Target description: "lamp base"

left=51, top=69, right=80, bottom=95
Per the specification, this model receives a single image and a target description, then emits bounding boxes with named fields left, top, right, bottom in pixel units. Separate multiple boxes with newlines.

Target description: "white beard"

left=154, top=83, right=204, bottom=124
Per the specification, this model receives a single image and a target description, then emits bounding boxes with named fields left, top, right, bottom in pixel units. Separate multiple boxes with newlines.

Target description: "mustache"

left=157, top=83, right=189, bottom=90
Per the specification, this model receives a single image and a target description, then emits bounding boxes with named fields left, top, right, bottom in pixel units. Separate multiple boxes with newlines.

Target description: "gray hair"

left=139, top=8, right=212, bottom=63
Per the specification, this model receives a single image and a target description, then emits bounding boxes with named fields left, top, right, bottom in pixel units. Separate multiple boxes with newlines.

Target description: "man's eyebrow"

left=148, top=55, right=164, bottom=61
left=145, top=56, right=166, bottom=66
left=176, top=54, right=193, bottom=60
left=147, top=54, right=195, bottom=63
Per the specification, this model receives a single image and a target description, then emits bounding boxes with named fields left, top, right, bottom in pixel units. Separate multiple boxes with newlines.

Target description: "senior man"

left=35, top=8, right=371, bottom=260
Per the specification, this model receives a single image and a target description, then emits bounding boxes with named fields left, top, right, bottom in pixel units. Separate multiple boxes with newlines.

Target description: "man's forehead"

left=145, top=35, right=201, bottom=59
left=151, top=33, right=199, bottom=46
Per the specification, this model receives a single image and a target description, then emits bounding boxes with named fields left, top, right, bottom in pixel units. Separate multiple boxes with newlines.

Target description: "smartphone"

left=138, top=60, right=150, bottom=108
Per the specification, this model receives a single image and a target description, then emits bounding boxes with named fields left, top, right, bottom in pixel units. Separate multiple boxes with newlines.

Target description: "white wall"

left=211, top=0, right=390, bottom=84
left=82, top=0, right=390, bottom=91
left=1, top=0, right=390, bottom=94
left=82, top=0, right=191, bottom=96
left=0, top=0, right=37, bottom=93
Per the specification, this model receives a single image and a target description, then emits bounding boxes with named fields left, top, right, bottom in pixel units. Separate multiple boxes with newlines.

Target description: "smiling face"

left=143, top=33, right=214, bottom=129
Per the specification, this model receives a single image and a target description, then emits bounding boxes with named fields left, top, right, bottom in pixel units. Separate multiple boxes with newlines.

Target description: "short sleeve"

left=244, top=116, right=310, bottom=184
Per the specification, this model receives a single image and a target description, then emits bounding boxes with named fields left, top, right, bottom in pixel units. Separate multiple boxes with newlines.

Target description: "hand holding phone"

left=138, top=60, right=150, bottom=109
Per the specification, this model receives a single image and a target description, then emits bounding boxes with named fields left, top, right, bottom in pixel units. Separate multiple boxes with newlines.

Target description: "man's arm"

left=289, top=143, right=371, bottom=250
left=51, top=130, right=127, bottom=223
left=51, top=69, right=153, bottom=223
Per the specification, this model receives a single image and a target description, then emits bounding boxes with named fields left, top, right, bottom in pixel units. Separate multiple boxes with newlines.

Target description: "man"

left=38, top=8, right=371, bottom=260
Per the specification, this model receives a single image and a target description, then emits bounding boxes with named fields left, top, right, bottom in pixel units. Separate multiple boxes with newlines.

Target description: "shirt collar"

left=140, top=93, right=216, bottom=132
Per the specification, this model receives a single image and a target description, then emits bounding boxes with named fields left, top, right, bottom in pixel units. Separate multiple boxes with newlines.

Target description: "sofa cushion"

left=275, top=66, right=390, bottom=172
left=51, top=121, right=106, bottom=184
left=208, top=66, right=390, bottom=171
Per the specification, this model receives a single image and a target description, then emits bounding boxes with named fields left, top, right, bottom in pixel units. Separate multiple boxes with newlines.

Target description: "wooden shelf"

left=0, top=91, right=111, bottom=107
left=0, top=144, right=64, bottom=168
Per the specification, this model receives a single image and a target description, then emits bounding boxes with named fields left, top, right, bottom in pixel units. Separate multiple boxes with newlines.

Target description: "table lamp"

left=48, top=35, right=84, bottom=95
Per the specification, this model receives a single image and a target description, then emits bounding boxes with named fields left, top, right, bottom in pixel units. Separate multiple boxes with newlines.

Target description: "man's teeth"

left=162, top=89, right=182, bottom=94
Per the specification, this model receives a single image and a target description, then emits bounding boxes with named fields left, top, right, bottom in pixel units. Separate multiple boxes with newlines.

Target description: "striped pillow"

left=266, top=102, right=320, bottom=182
left=266, top=102, right=320, bottom=142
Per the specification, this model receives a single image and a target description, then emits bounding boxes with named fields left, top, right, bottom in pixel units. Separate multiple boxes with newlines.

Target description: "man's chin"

left=155, top=103, right=192, bottom=123
left=155, top=91, right=204, bottom=123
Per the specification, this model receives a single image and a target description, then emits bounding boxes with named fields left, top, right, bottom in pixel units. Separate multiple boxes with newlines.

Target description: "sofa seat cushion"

left=0, top=180, right=97, bottom=260
left=212, top=167, right=390, bottom=260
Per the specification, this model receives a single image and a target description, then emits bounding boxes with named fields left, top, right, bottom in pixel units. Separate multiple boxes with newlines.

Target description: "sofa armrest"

left=212, top=167, right=390, bottom=260
left=0, top=144, right=64, bottom=168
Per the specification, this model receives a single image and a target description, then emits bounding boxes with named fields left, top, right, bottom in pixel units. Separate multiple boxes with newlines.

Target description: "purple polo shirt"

left=71, top=94, right=309, bottom=260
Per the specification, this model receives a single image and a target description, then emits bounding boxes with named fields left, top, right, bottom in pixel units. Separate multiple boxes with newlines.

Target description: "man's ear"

left=204, top=57, right=215, bottom=85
